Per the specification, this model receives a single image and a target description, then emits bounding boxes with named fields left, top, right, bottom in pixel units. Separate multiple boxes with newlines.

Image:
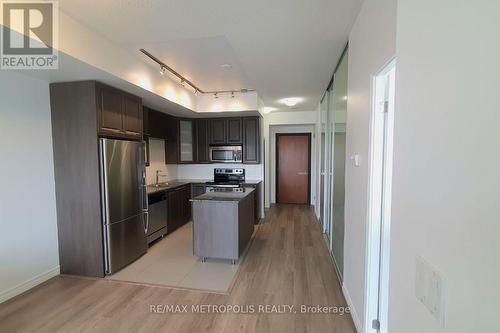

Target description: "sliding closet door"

left=319, top=96, right=328, bottom=227
left=330, top=51, right=348, bottom=279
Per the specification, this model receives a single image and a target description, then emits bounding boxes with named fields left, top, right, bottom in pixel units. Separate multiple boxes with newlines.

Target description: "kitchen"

left=50, top=81, right=263, bottom=292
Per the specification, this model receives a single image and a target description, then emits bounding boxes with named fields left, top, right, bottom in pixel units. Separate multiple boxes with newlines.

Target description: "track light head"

left=159, top=66, right=166, bottom=75
left=214, top=93, right=218, bottom=99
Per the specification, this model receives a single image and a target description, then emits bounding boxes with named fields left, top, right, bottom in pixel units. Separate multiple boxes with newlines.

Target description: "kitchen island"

left=191, top=188, right=255, bottom=264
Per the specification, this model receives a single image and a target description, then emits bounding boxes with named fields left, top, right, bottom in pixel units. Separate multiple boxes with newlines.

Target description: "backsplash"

left=145, top=138, right=178, bottom=185
left=145, top=138, right=264, bottom=183
left=176, top=163, right=264, bottom=180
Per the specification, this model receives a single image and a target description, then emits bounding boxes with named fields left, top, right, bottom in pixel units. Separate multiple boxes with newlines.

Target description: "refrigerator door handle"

left=143, top=210, right=149, bottom=234
left=99, top=138, right=111, bottom=273
left=141, top=141, right=149, bottom=235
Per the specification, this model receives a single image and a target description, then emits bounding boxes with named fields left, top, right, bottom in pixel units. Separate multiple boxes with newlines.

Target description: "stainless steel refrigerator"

left=99, top=138, right=148, bottom=274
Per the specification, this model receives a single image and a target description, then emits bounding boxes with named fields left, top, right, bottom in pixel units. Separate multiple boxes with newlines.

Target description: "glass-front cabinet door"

left=179, top=120, right=194, bottom=163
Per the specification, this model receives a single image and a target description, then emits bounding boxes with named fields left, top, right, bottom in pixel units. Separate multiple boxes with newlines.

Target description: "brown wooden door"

left=276, top=134, right=310, bottom=204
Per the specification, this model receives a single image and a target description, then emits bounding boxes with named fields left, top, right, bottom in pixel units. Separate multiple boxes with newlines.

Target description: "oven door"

left=210, top=146, right=242, bottom=163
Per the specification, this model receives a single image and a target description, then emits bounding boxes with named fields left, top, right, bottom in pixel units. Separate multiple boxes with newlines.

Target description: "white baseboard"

left=343, top=283, right=362, bottom=333
left=0, top=266, right=60, bottom=304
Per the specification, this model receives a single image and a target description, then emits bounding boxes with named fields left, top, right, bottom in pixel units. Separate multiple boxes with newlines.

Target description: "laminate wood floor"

left=0, top=205, right=356, bottom=333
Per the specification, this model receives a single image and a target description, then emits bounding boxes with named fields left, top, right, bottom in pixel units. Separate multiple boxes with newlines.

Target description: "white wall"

left=145, top=138, right=264, bottom=183
left=342, top=0, right=397, bottom=330
left=196, top=91, right=259, bottom=113
left=263, top=111, right=320, bottom=214
left=0, top=72, right=60, bottom=303
left=389, top=1, right=500, bottom=332
left=145, top=138, right=178, bottom=185
left=177, top=164, right=263, bottom=181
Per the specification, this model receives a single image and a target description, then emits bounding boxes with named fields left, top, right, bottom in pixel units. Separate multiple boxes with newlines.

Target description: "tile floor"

left=107, top=222, right=244, bottom=293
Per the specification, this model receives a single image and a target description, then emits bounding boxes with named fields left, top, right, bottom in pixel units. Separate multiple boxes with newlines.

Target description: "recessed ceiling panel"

left=59, top=0, right=364, bottom=111
left=132, top=35, right=253, bottom=92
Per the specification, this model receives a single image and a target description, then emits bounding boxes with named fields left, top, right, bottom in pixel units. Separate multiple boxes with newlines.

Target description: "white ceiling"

left=59, top=0, right=362, bottom=111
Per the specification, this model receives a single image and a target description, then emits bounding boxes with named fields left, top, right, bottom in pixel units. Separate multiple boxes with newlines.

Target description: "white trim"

left=0, top=266, right=60, bottom=304
left=331, top=250, right=343, bottom=282
left=343, top=283, right=362, bottom=333
left=364, top=58, right=396, bottom=333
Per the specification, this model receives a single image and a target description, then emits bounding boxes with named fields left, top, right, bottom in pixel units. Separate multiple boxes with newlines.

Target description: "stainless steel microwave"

left=209, top=146, right=242, bottom=163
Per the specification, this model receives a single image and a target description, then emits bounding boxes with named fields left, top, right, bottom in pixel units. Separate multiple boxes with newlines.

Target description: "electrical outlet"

left=415, top=257, right=446, bottom=327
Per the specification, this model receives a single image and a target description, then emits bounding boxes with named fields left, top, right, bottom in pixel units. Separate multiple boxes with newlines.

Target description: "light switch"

left=415, top=257, right=446, bottom=327
left=350, top=154, right=361, bottom=167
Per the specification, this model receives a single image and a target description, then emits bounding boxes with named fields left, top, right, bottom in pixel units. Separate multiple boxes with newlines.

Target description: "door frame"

left=275, top=133, right=311, bottom=204
left=364, top=58, right=396, bottom=333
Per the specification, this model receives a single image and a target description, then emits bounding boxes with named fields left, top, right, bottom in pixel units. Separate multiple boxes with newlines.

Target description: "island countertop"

left=190, top=187, right=255, bottom=202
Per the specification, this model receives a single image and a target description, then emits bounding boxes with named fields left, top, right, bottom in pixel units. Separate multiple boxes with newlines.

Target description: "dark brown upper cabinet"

left=226, top=118, right=242, bottom=144
left=196, top=119, right=210, bottom=163
left=144, top=110, right=261, bottom=165
left=96, top=83, right=143, bottom=139
left=243, top=117, right=260, bottom=164
left=210, top=118, right=227, bottom=145
left=142, top=106, right=150, bottom=136
left=147, top=109, right=168, bottom=139
left=210, top=118, right=242, bottom=145
left=164, top=115, right=179, bottom=164
left=97, top=84, right=123, bottom=134
left=123, top=94, right=142, bottom=137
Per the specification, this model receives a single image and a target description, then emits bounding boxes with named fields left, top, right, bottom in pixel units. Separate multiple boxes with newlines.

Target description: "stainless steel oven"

left=209, top=146, right=242, bottom=163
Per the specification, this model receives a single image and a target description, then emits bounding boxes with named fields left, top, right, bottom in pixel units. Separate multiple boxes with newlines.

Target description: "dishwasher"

left=147, top=191, right=168, bottom=244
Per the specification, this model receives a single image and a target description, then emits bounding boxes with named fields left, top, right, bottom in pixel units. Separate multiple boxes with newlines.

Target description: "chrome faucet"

left=155, top=170, right=166, bottom=185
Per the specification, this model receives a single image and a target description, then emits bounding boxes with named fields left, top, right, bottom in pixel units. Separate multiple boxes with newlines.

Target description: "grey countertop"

left=191, top=187, right=255, bottom=202
left=146, top=181, right=190, bottom=194
left=147, top=179, right=262, bottom=195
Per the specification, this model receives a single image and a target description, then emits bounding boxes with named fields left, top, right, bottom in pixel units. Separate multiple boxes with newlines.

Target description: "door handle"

left=144, top=210, right=149, bottom=234
left=297, top=171, right=308, bottom=176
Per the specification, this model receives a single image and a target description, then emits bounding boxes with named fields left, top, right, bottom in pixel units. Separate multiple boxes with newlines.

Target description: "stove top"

left=205, top=181, right=242, bottom=188
left=206, top=186, right=246, bottom=193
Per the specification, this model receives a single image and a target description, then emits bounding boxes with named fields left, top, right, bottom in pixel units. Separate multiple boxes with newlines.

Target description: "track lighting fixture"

left=140, top=49, right=255, bottom=98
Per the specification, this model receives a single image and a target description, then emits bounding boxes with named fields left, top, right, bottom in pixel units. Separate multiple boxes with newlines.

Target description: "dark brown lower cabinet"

left=167, top=185, right=191, bottom=234
left=191, top=184, right=207, bottom=198
left=244, top=182, right=262, bottom=224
